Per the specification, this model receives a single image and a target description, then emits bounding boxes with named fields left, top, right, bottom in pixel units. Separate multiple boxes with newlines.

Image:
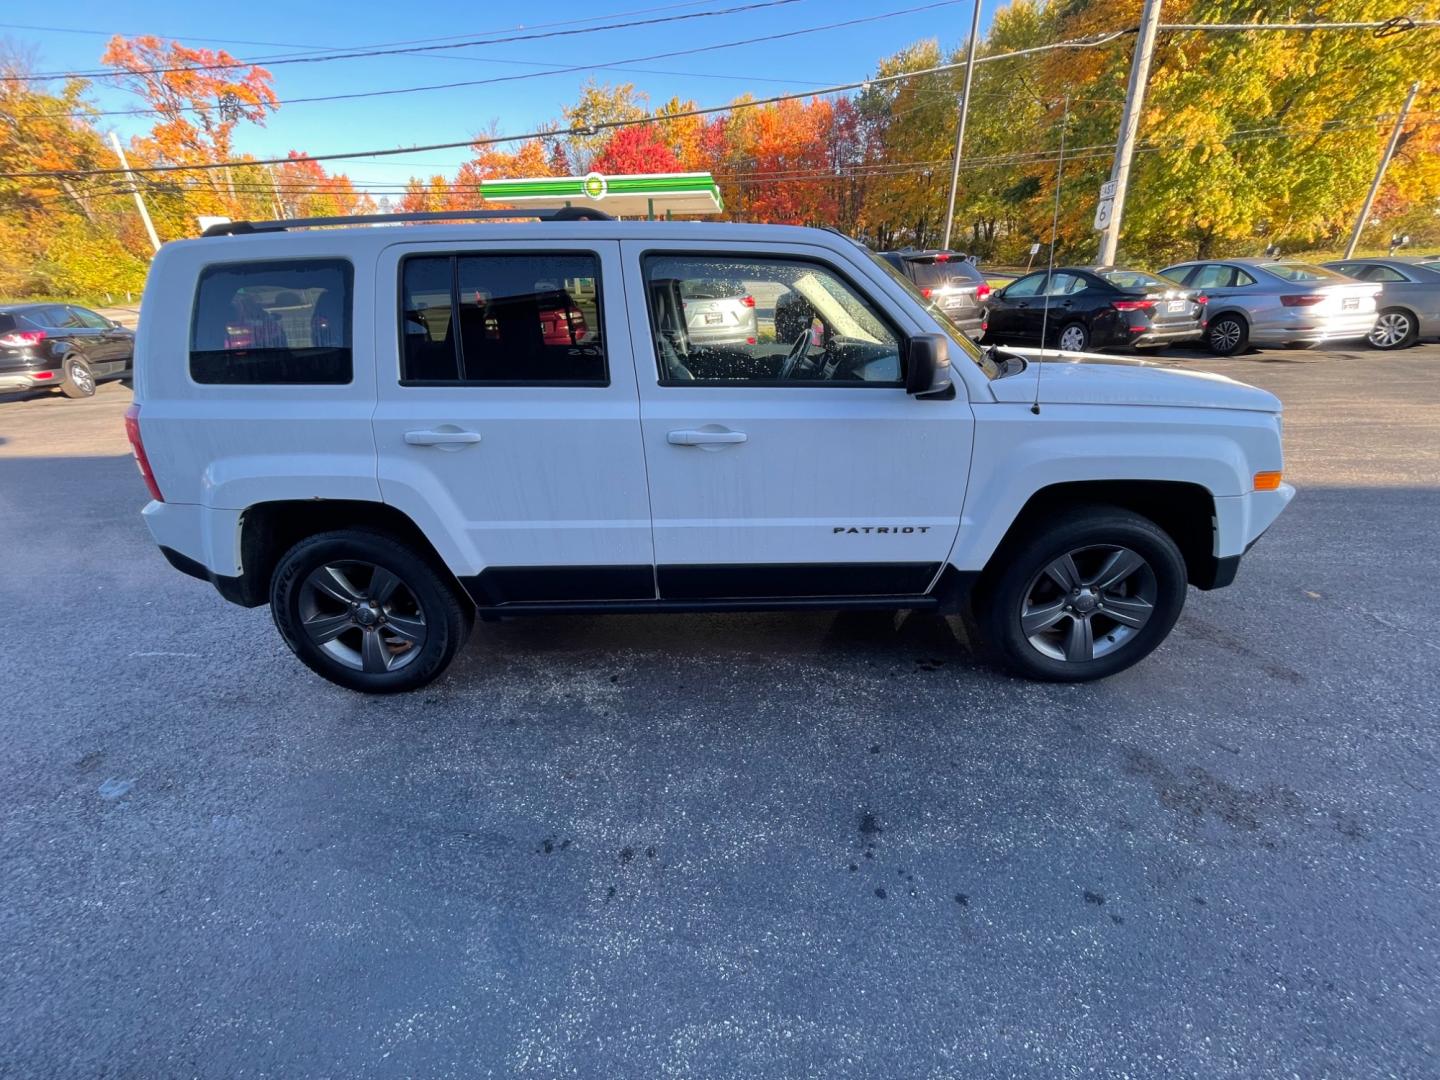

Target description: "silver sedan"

left=1160, top=258, right=1380, bottom=355
left=1322, top=257, right=1440, bottom=350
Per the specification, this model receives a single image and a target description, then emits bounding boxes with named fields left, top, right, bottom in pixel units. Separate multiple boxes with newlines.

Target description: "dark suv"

left=876, top=250, right=989, bottom=339
left=0, top=303, right=135, bottom=398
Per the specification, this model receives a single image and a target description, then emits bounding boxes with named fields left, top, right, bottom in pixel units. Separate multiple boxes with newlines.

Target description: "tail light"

left=1195, top=295, right=1209, bottom=306
left=740, top=295, right=756, bottom=308
left=123, top=403, right=164, bottom=503
left=1280, top=294, right=1324, bottom=307
left=0, top=329, right=46, bottom=347
left=920, top=287, right=933, bottom=299
left=1112, top=299, right=1155, bottom=312
left=975, top=283, right=991, bottom=301
left=934, top=253, right=950, bottom=262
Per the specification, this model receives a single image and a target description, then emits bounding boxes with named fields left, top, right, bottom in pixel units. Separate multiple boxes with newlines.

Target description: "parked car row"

left=879, top=248, right=1440, bottom=356
left=0, top=302, right=134, bottom=397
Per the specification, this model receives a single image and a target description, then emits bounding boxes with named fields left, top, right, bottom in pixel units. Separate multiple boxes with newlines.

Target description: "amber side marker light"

left=1253, top=471, right=1283, bottom=491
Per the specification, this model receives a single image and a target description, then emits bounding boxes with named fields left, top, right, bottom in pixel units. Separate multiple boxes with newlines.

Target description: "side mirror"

left=906, top=333, right=955, bottom=399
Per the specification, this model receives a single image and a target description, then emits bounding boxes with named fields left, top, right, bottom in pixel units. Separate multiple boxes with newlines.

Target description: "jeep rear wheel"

left=979, top=507, right=1187, bottom=681
left=270, top=529, right=471, bottom=693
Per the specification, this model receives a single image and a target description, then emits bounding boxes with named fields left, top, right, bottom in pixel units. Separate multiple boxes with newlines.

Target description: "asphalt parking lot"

left=2, top=344, right=1437, bottom=1078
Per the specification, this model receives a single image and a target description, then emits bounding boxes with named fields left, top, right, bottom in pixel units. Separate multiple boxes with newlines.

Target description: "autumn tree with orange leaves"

left=101, top=35, right=278, bottom=214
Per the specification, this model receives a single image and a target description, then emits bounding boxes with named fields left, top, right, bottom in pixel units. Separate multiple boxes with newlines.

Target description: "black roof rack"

left=202, top=207, right=614, bottom=237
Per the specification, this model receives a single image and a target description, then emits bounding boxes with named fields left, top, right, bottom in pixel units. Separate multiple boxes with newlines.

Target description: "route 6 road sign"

left=1093, top=198, right=1114, bottom=231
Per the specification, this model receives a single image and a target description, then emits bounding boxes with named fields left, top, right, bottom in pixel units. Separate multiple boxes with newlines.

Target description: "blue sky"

left=3, top=0, right=1001, bottom=188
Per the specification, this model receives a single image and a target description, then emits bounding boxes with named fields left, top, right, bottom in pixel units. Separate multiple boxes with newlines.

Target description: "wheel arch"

left=226, top=499, right=471, bottom=609
left=978, top=479, right=1220, bottom=590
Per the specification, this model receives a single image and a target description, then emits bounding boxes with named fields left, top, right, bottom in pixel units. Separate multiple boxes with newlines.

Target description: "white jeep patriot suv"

left=126, top=209, right=1293, bottom=693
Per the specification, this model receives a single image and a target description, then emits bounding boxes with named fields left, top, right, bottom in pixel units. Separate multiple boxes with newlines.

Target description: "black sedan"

left=0, top=303, right=134, bottom=398
left=982, top=266, right=1205, bottom=353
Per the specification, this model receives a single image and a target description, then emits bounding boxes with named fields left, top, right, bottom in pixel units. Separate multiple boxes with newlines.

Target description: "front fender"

left=949, top=402, right=1284, bottom=571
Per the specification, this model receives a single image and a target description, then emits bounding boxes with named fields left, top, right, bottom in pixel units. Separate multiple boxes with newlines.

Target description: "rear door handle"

left=405, top=429, right=483, bottom=446
left=668, top=429, right=747, bottom=446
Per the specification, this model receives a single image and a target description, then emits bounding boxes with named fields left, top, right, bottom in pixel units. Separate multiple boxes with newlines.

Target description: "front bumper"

left=1197, top=482, right=1295, bottom=589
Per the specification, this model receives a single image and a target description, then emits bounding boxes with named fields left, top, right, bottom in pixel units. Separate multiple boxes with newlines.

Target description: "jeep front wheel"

left=270, top=529, right=472, bottom=693
left=979, top=507, right=1187, bottom=681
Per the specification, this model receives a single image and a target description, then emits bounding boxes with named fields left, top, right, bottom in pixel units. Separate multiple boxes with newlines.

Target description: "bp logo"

left=582, top=172, right=608, bottom=200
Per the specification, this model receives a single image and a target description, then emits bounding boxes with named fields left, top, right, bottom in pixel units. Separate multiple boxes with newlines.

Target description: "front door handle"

left=668, top=429, right=747, bottom=446
left=405, top=429, right=483, bottom=446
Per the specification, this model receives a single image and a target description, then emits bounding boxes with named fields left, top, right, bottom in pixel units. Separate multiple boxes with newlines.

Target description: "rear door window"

left=400, top=252, right=606, bottom=385
left=190, top=259, right=353, bottom=384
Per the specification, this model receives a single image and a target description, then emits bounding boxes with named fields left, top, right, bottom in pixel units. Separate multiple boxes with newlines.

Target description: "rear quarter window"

left=190, top=259, right=353, bottom=385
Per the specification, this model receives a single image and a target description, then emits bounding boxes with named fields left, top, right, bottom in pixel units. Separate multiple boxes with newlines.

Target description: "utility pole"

left=267, top=164, right=288, bottom=220
left=941, top=0, right=984, bottom=252
left=107, top=131, right=162, bottom=253
left=1344, top=81, right=1421, bottom=259
left=1096, top=0, right=1163, bottom=265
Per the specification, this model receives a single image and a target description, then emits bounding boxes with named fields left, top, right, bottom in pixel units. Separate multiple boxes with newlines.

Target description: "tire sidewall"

left=984, top=510, right=1188, bottom=682
left=62, top=356, right=96, bottom=398
left=1369, top=308, right=1416, bottom=351
left=270, top=531, right=466, bottom=693
left=1207, top=315, right=1247, bottom=356
left=1057, top=322, right=1088, bottom=352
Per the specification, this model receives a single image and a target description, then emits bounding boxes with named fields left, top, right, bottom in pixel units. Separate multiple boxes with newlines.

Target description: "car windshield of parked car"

left=867, top=250, right=998, bottom=379
left=1262, top=263, right=1343, bottom=283
left=1098, top=269, right=1177, bottom=290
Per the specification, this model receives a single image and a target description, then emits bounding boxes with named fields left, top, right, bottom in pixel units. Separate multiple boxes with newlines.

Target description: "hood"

left=988, top=351, right=1281, bottom=413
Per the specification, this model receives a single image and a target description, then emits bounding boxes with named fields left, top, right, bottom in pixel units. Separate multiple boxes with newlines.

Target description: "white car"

left=127, top=210, right=1294, bottom=693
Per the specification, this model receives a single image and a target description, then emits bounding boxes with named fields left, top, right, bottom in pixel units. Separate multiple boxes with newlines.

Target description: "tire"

left=61, top=356, right=96, bottom=398
left=1206, top=314, right=1248, bottom=356
left=977, top=506, right=1188, bottom=682
left=270, top=529, right=473, bottom=693
left=1056, top=321, right=1089, bottom=352
left=1369, top=308, right=1418, bottom=351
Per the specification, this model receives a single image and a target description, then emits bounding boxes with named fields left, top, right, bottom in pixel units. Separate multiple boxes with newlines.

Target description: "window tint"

left=1004, top=272, right=1046, bottom=298
left=1234, top=268, right=1258, bottom=286
left=1261, top=262, right=1340, bottom=283
left=191, top=260, right=352, bottom=384
left=1100, top=269, right=1174, bottom=290
left=1365, top=265, right=1410, bottom=282
left=69, top=306, right=111, bottom=329
left=1046, top=272, right=1087, bottom=296
left=400, top=253, right=605, bottom=384
left=0, top=314, right=15, bottom=333
left=1187, top=264, right=1232, bottom=290
left=643, top=254, right=902, bottom=385
left=36, top=305, right=80, bottom=328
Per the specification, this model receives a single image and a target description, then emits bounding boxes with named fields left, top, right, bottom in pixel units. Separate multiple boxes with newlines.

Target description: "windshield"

left=867, top=250, right=998, bottom=379
left=1099, top=269, right=1179, bottom=290
left=1261, top=262, right=1342, bottom=283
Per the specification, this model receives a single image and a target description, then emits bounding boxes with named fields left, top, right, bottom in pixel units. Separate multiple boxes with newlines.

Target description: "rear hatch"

left=907, top=257, right=987, bottom=320
left=681, top=280, right=755, bottom=338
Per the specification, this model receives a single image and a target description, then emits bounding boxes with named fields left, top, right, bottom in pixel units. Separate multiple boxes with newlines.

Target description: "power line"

left=0, top=0, right=725, bottom=52
left=0, top=26, right=1138, bottom=179
left=5, top=0, right=814, bottom=82
left=17, top=1, right=970, bottom=119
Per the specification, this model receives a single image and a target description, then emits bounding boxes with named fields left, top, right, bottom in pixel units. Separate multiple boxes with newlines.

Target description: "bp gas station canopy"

left=478, top=172, right=724, bottom=218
